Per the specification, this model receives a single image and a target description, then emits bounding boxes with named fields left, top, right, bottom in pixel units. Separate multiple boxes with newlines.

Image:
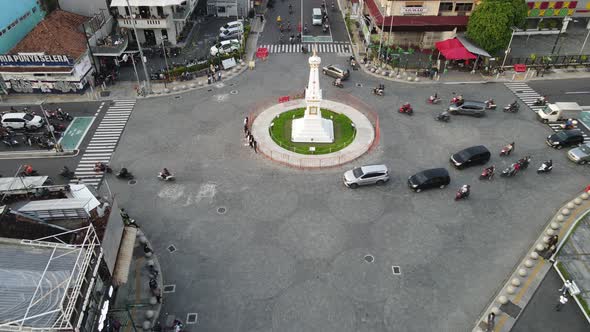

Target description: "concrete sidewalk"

left=473, top=190, right=590, bottom=332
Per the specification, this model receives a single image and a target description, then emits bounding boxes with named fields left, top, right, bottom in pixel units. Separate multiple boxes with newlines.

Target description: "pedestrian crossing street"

left=72, top=99, right=136, bottom=188
left=504, top=82, right=545, bottom=112
left=505, top=82, right=589, bottom=140
left=259, top=42, right=351, bottom=55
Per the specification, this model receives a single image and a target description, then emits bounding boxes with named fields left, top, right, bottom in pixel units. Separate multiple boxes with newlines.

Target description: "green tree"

left=467, top=0, right=528, bottom=54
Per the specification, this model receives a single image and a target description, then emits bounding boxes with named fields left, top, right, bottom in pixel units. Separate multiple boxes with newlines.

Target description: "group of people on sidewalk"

left=207, top=64, right=222, bottom=84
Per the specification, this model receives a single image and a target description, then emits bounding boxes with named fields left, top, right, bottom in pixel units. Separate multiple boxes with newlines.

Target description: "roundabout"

left=251, top=49, right=375, bottom=168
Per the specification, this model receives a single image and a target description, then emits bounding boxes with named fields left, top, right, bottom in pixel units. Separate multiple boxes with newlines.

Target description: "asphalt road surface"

left=100, top=51, right=590, bottom=331
left=528, top=78, right=590, bottom=106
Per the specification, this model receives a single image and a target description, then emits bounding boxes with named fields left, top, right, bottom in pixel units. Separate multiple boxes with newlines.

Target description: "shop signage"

left=401, top=7, right=427, bottom=15
left=0, top=54, right=72, bottom=67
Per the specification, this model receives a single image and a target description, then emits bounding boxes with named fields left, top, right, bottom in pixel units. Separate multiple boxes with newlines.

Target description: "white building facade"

left=110, top=0, right=198, bottom=46
left=207, top=0, right=251, bottom=18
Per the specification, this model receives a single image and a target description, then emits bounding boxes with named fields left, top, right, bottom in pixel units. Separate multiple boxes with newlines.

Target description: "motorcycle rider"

left=334, top=77, right=342, bottom=87
left=401, top=102, right=412, bottom=112
left=118, top=167, right=130, bottom=178
left=513, top=162, right=521, bottom=174
left=160, top=168, right=171, bottom=179
left=429, top=93, right=438, bottom=102
left=458, top=184, right=470, bottom=198
left=518, top=155, right=531, bottom=168
left=563, top=118, right=574, bottom=130
left=24, top=164, right=34, bottom=176
left=483, top=165, right=496, bottom=178
left=374, top=84, right=384, bottom=95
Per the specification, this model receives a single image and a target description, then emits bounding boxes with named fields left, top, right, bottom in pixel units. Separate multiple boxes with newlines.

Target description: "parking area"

left=0, top=101, right=101, bottom=153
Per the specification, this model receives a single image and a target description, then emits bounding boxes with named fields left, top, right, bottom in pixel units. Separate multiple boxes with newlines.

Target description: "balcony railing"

left=117, top=16, right=170, bottom=29
left=91, top=34, right=128, bottom=56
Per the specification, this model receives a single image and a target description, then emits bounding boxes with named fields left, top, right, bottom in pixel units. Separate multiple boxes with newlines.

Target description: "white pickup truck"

left=536, top=102, right=583, bottom=123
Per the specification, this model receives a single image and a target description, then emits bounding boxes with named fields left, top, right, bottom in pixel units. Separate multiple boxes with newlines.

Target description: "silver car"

left=568, top=143, right=590, bottom=164
left=343, top=164, right=389, bottom=189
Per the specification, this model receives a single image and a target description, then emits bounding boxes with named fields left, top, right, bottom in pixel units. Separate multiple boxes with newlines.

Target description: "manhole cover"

left=364, top=254, right=374, bottom=263
left=356, top=83, right=363, bottom=87
left=217, top=207, right=227, bottom=214
left=128, top=180, right=137, bottom=185
left=207, top=89, right=213, bottom=92
left=174, top=95, right=182, bottom=99
left=163, top=284, right=176, bottom=293
left=391, top=265, right=401, bottom=275
left=187, top=313, right=198, bottom=324
left=215, top=83, right=225, bottom=88
left=167, top=245, right=177, bottom=253
left=230, top=90, right=239, bottom=95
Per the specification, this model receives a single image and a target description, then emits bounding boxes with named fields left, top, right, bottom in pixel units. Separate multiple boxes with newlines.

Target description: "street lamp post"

left=38, top=102, right=59, bottom=152
left=500, top=27, right=516, bottom=69
left=580, top=27, right=590, bottom=55
left=377, top=3, right=387, bottom=62
left=125, top=0, right=152, bottom=94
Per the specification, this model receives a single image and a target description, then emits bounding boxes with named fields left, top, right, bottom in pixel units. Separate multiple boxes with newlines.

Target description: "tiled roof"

left=10, top=10, right=90, bottom=60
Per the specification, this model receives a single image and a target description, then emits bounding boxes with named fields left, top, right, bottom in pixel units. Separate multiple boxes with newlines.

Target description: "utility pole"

left=125, top=0, right=152, bottom=94
left=377, top=2, right=388, bottom=62
left=39, top=101, right=59, bottom=152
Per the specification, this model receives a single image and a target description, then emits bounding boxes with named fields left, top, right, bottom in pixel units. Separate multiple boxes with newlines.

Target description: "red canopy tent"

left=435, top=38, right=476, bottom=60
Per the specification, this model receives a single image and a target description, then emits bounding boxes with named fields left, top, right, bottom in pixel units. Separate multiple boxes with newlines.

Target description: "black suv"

left=408, top=168, right=451, bottom=192
left=546, top=129, right=584, bottom=149
left=450, top=145, right=491, bottom=169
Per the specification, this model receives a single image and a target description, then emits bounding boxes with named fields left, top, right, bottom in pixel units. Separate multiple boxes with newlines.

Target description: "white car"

left=343, top=164, right=390, bottom=189
left=219, top=20, right=243, bottom=33
left=219, top=26, right=243, bottom=40
left=1, top=112, right=44, bottom=130
left=210, top=39, right=240, bottom=56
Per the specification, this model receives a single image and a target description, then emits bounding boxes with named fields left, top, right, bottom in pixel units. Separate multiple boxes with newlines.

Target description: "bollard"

left=567, top=202, right=575, bottom=209
left=530, top=252, right=540, bottom=260
left=543, top=236, right=550, bottom=243
left=536, top=243, right=546, bottom=251
left=581, top=192, right=589, bottom=200
left=507, top=286, right=516, bottom=294
left=524, top=259, right=534, bottom=268
left=498, top=295, right=509, bottom=304
left=546, top=228, right=555, bottom=236
left=518, top=268, right=527, bottom=277
left=143, top=321, right=151, bottom=330
left=550, top=222, right=560, bottom=230
left=149, top=297, right=158, bottom=305
left=491, top=307, right=500, bottom=315
left=164, top=88, right=170, bottom=94
left=190, top=83, right=196, bottom=88
left=139, top=236, right=147, bottom=244
left=574, top=198, right=582, bottom=205
left=511, top=278, right=521, bottom=287
left=396, top=74, right=401, bottom=79
left=556, top=215, right=565, bottom=222
left=146, top=310, right=155, bottom=319
left=145, top=251, right=153, bottom=258
left=415, top=77, right=420, bottom=82
left=561, top=208, right=570, bottom=216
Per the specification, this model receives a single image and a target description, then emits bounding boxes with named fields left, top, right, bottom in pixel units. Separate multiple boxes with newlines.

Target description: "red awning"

left=365, top=0, right=383, bottom=23
left=435, top=38, right=477, bottom=60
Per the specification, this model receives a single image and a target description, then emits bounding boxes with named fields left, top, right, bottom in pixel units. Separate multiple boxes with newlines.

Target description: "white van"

left=312, top=8, right=323, bottom=25
left=536, top=102, right=582, bottom=123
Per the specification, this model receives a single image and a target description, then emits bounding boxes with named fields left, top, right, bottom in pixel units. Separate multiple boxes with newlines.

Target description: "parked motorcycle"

left=537, top=160, right=553, bottom=174
left=503, top=101, right=519, bottom=113
left=435, top=111, right=450, bottom=122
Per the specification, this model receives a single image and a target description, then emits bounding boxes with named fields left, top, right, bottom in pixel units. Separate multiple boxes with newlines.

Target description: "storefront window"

left=455, top=3, right=473, bottom=11
left=218, top=6, right=226, bottom=13
left=439, top=2, right=454, bottom=11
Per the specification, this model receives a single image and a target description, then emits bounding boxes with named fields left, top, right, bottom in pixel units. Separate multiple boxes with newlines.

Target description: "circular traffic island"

left=251, top=99, right=375, bottom=168
left=269, top=108, right=356, bottom=155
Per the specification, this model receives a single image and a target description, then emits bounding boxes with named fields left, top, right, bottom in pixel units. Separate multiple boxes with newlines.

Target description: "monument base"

left=291, top=117, right=334, bottom=143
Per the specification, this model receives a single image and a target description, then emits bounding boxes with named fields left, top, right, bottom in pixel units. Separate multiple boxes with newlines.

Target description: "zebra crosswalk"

left=260, top=43, right=351, bottom=55
left=505, top=82, right=588, bottom=139
left=72, top=99, right=136, bottom=188
left=504, top=82, right=545, bottom=112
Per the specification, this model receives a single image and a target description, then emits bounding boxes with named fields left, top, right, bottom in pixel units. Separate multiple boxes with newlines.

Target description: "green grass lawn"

left=269, top=108, right=356, bottom=154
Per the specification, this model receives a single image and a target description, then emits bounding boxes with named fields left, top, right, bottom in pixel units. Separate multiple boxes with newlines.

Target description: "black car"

left=450, top=145, right=491, bottom=169
left=546, top=129, right=584, bottom=149
left=448, top=101, right=487, bottom=117
left=408, top=168, right=451, bottom=192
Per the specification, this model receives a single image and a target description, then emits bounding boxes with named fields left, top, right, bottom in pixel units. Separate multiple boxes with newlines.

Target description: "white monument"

left=291, top=49, right=334, bottom=143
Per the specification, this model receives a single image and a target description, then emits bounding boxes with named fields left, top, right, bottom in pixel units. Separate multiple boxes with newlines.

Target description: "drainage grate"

left=186, top=313, right=198, bottom=324
left=515, top=90, right=523, bottom=93
left=167, top=245, right=177, bottom=253
left=163, top=284, right=176, bottom=293
left=391, top=266, right=401, bottom=275
left=356, top=83, right=363, bottom=87
left=230, top=90, right=238, bottom=95
left=207, top=89, right=213, bottom=92
left=174, top=95, right=182, bottom=99
left=128, top=180, right=137, bottom=185
left=364, top=254, right=374, bottom=263
left=217, top=207, right=227, bottom=214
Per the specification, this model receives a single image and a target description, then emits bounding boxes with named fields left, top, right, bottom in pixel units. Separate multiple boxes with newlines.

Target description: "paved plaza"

left=101, top=51, right=590, bottom=331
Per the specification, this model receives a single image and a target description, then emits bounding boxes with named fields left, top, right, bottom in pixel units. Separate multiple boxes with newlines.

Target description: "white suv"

left=219, top=26, right=243, bottom=40
left=219, top=20, right=243, bottom=33
left=1, top=113, right=44, bottom=130
left=210, top=39, right=240, bottom=56
left=343, top=164, right=390, bottom=189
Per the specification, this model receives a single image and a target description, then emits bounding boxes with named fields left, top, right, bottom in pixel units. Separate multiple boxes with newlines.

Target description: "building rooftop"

left=10, top=10, right=90, bottom=60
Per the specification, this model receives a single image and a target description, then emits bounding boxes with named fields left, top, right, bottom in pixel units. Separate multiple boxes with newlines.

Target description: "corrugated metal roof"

left=0, top=176, right=48, bottom=192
